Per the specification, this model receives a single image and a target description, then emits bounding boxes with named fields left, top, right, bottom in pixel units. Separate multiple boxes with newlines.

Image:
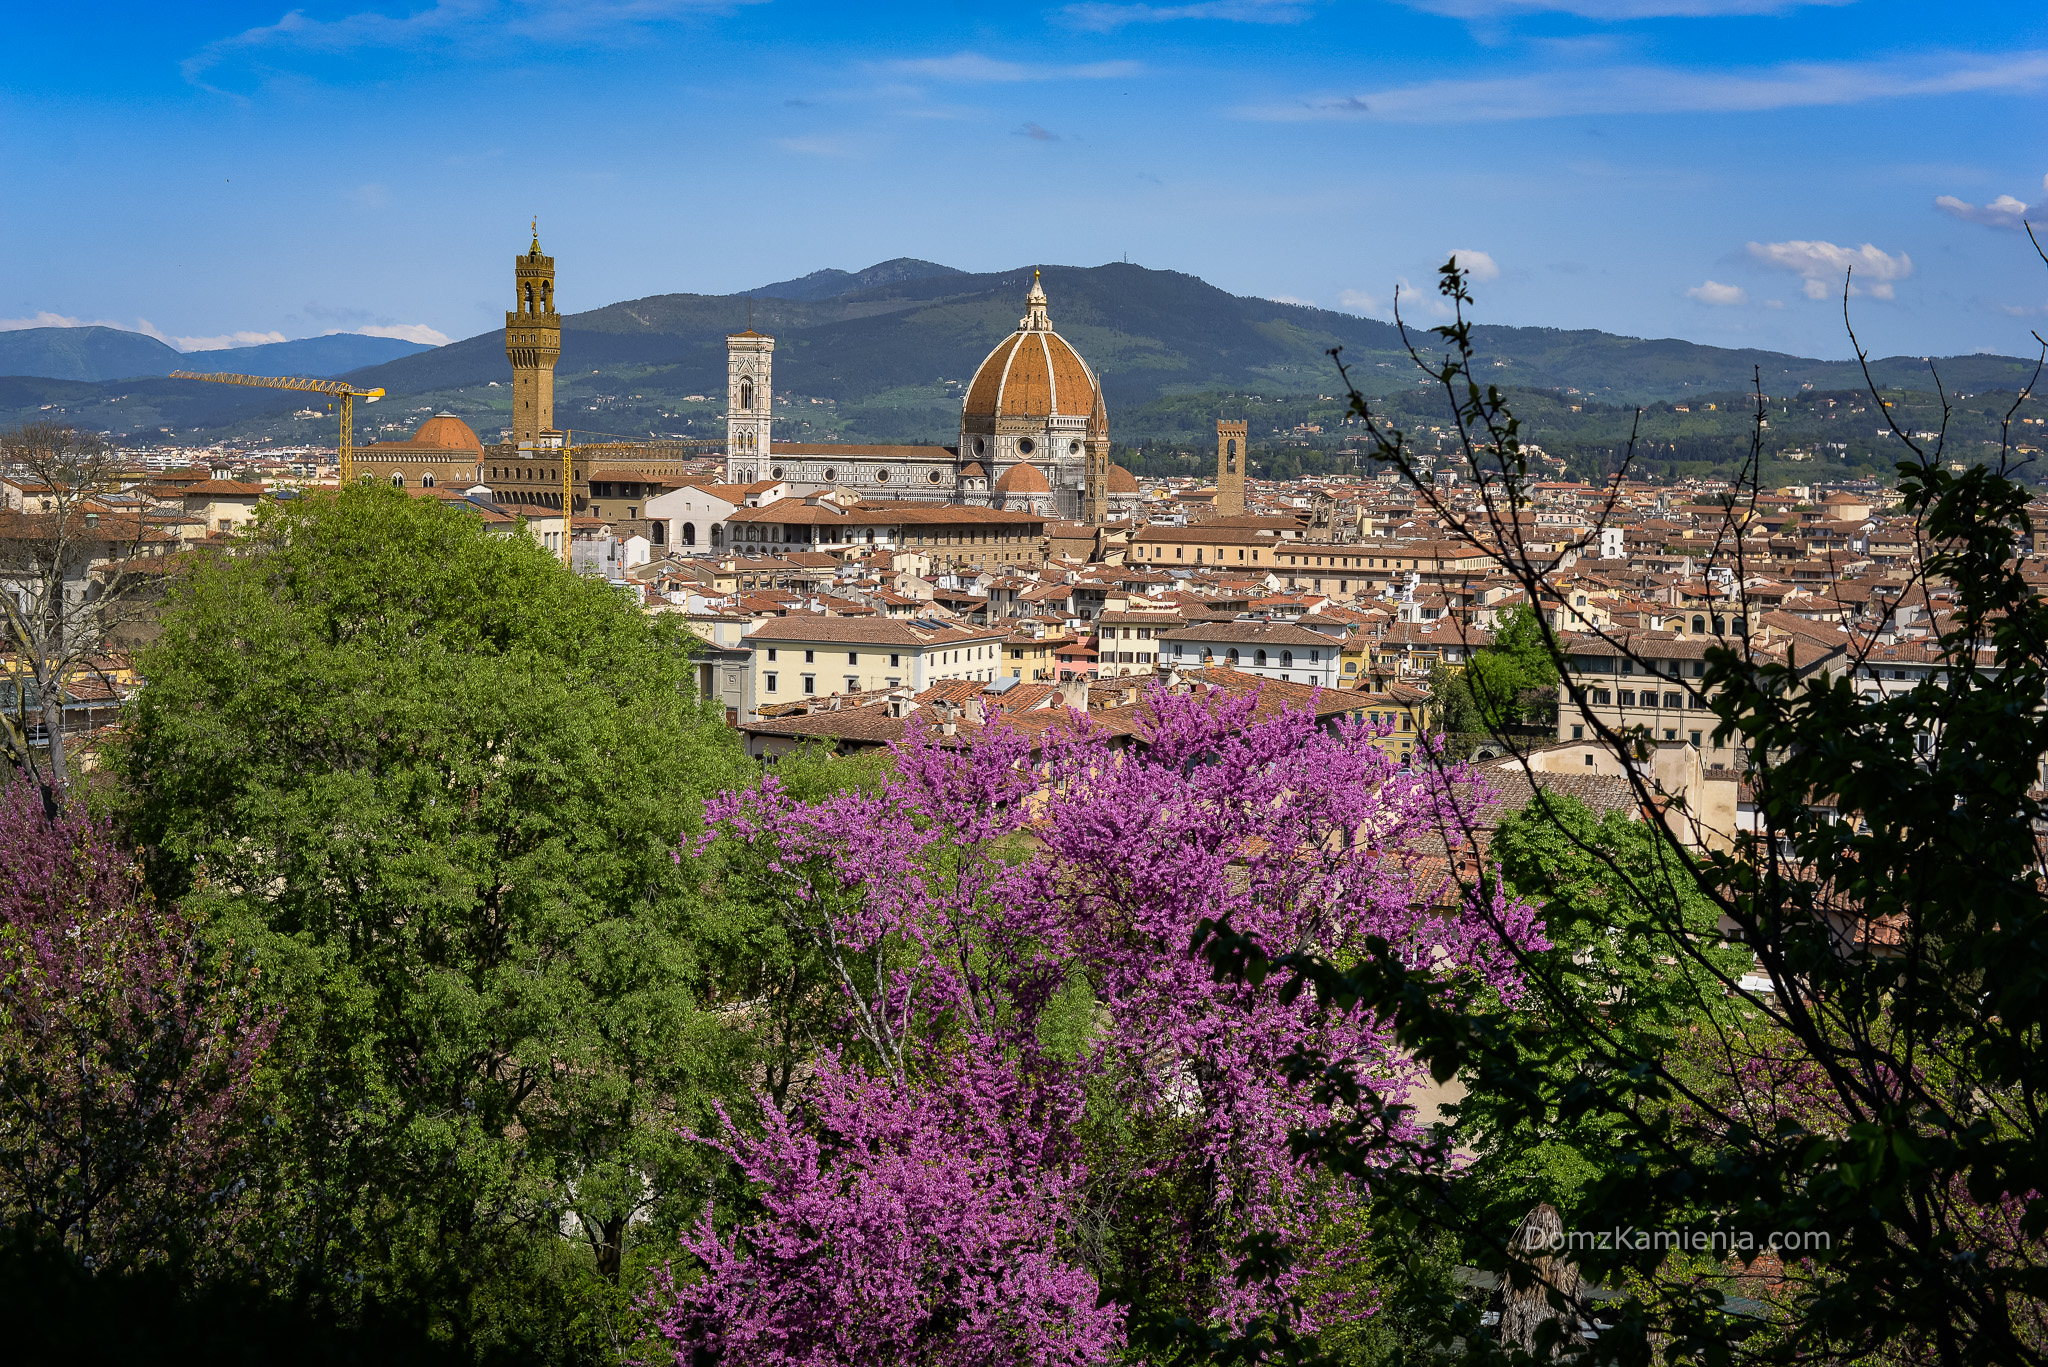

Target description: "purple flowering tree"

left=645, top=684, right=1539, bottom=1364
left=0, top=776, right=274, bottom=1266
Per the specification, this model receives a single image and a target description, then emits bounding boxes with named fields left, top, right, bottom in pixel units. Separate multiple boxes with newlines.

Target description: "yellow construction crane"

left=172, top=371, right=386, bottom=484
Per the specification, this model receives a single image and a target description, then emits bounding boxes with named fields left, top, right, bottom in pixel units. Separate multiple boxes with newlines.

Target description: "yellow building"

left=745, top=616, right=1010, bottom=714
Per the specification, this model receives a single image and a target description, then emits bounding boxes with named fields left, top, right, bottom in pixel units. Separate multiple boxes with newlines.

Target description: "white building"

left=1158, top=618, right=1349, bottom=690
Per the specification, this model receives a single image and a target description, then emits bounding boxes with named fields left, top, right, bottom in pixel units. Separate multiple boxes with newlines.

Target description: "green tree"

left=1474, top=794, right=1751, bottom=1213
left=113, top=487, right=751, bottom=1350
left=1467, top=604, right=1559, bottom=731
left=1194, top=245, right=2048, bottom=1365
left=1430, top=605, right=1560, bottom=743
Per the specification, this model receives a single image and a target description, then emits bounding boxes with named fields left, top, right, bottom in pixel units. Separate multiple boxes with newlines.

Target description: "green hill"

left=5, top=261, right=2038, bottom=465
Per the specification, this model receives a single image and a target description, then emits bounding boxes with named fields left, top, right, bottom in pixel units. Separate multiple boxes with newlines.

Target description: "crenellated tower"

left=1215, top=418, right=1247, bottom=517
left=725, top=329, right=775, bottom=482
left=505, top=224, right=561, bottom=445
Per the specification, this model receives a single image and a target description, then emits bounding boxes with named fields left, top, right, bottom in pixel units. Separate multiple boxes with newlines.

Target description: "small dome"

left=995, top=463, right=1051, bottom=494
left=961, top=278, right=1099, bottom=426
left=410, top=412, right=484, bottom=453
left=1107, top=463, right=1139, bottom=494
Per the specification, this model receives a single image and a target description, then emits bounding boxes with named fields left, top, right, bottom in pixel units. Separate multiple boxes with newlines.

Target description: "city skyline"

left=5, top=0, right=2045, bottom=362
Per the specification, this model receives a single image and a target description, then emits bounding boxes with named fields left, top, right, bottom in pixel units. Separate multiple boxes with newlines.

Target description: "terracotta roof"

left=995, top=463, right=1051, bottom=494
left=745, top=616, right=1008, bottom=647
left=1107, top=463, right=1139, bottom=494
left=1161, top=619, right=1346, bottom=647
left=412, top=413, right=483, bottom=453
left=962, top=290, right=1099, bottom=424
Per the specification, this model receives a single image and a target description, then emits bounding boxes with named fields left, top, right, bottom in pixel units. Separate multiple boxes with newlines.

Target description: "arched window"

left=682, top=522, right=696, bottom=547
left=1226, top=648, right=1240, bottom=666
left=739, top=378, right=754, bottom=410
left=1692, top=615, right=1705, bottom=633
left=1255, top=649, right=1268, bottom=667
left=1281, top=650, right=1294, bottom=667
left=711, top=525, right=723, bottom=547
left=651, top=522, right=666, bottom=545
left=421, top=473, right=435, bottom=488
left=391, top=473, right=404, bottom=487
left=1712, top=614, right=1725, bottom=634
left=523, top=282, right=535, bottom=312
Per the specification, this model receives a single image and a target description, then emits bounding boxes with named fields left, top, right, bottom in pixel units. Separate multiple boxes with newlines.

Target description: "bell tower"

left=1081, top=387, right=1112, bottom=526
left=725, top=329, right=775, bottom=482
left=1215, top=418, right=1247, bottom=517
left=506, top=224, right=561, bottom=445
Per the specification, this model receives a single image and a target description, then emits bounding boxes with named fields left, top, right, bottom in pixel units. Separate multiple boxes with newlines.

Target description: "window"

left=683, top=522, right=696, bottom=546
left=767, top=648, right=778, bottom=662
left=1281, top=651, right=1293, bottom=667
left=1572, top=724, right=1585, bottom=740
left=847, top=651, right=859, bottom=664
left=803, top=675, right=816, bottom=695
left=1618, top=689, right=1636, bottom=706
left=422, top=473, right=435, bottom=488
left=1663, top=728, right=1677, bottom=740
left=890, top=654, right=901, bottom=667
left=1227, top=649, right=1240, bottom=665
left=804, top=650, right=815, bottom=663
left=1255, top=650, right=1268, bottom=667
left=1664, top=691, right=1682, bottom=709
left=739, top=377, right=754, bottom=409
left=1689, top=730, right=1703, bottom=747
left=1593, top=688, right=1612, bottom=704
left=1692, top=615, right=1706, bottom=633
left=766, top=672, right=779, bottom=693
left=846, top=677, right=859, bottom=692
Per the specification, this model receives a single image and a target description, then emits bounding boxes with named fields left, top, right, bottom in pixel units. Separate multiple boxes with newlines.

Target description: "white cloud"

left=1339, top=288, right=1388, bottom=315
left=0, top=311, right=131, bottom=333
left=1686, top=280, right=1747, bottom=305
left=1448, top=248, right=1500, bottom=282
left=1267, top=294, right=1316, bottom=306
left=186, top=0, right=765, bottom=87
left=0, top=310, right=444, bottom=351
left=172, top=330, right=291, bottom=351
left=883, top=52, right=1142, bottom=82
left=1243, top=49, right=2048, bottom=123
left=1394, top=0, right=1851, bottom=16
left=1062, top=0, right=1313, bottom=30
left=1746, top=239, right=1913, bottom=300
left=352, top=323, right=452, bottom=346
left=1935, top=193, right=2032, bottom=230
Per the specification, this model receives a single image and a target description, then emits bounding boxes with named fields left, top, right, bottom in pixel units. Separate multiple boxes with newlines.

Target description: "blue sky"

left=4, top=0, right=2045, bottom=361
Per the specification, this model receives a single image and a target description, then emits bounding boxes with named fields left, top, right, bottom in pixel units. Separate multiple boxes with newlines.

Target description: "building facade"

left=719, top=271, right=1139, bottom=520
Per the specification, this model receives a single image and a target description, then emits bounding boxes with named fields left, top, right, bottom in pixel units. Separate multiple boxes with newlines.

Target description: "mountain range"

left=2, top=259, right=2037, bottom=452
left=0, top=327, right=436, bottom=383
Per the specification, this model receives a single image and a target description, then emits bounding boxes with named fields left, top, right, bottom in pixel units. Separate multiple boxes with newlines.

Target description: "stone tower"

left=505, top=226, right=561, bottom=445
left=1080, top=387, right=1112, bottom=526
left=725, top=330, right=775, bottom=482
left=1215, top=418, right=1247, bottom=517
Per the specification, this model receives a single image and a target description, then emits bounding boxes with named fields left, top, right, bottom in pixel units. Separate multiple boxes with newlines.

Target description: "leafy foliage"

left=0, top=774, right=273, bottom=1269
left=648, top=688, right=1542, bottom=1363
left=113, top=487, right=751, bottom=1342
left=1189, top=249, right=2048, bottom=1365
